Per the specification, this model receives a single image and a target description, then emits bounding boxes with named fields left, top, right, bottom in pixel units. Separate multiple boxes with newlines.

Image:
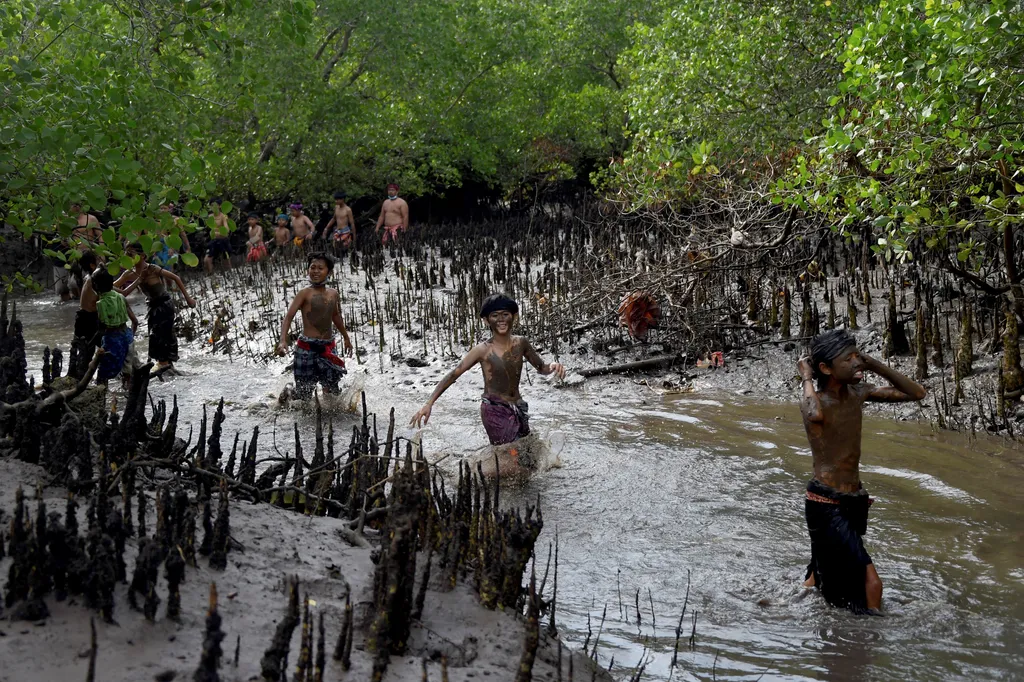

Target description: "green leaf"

left=180, top=252, right=199, bottom=267
left=167, top=234, right=183, bottom=250
left=221, top=201, right=233, bottom=213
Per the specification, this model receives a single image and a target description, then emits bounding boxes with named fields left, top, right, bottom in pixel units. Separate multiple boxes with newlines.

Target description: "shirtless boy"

left=411, top=294, right=566, bottom=470
left=375, top=183, right=409, bottom=245
left=325, top=191, right=356, bottom=251
left=53, top=204, right=102, bottom=300
left=246, top=213, right=267, bottom=262
left=204, top=199, right=232, bottom=273
left=273, top=214, right=292, bottom=254
left=71, top=203, right=102, bottom=244
left=289, top=203, right=316, bottom=249
left=798, top=329, right=926, bottom=613
left=276, top=252, right=354, bottom=399
left=70, top=251, right=101, bottom=379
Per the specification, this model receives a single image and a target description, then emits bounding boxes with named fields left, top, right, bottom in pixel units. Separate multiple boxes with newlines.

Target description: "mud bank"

left=0, top=459, right=604, bottom=682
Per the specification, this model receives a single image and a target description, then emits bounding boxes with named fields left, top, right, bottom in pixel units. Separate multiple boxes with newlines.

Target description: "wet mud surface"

left=13, top=264, right=1024, bottom=681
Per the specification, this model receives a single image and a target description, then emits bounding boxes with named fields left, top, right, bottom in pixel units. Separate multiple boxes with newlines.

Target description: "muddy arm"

left=863, top=355, right=926, bottom=402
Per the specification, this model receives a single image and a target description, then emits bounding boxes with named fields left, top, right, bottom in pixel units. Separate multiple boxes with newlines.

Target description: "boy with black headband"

left=798, top=329, right=926, bottom=613
left=410, top=294, right=566, bottom=459
left=276, top=252, right=354, bottom=399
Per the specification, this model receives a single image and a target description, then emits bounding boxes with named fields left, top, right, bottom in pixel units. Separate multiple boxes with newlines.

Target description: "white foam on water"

left=861, top=465, right=983, bottom=503
left=643, top=410, right=702, bottom=424
left=467, top=430, right=565, bottom=480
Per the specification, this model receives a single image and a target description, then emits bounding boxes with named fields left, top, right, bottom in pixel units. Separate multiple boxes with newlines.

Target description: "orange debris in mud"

left=618, top=291, right=662, bottom=340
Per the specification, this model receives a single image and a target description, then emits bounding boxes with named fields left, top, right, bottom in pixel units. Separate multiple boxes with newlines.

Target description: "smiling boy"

left=798, top=329, right=926, bottom=613
left=276, top=252, right=354, bottom=399
left=411, top=294, right=565, bottom=461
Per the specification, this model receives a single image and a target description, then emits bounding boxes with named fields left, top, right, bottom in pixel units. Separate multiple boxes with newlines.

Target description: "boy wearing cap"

left=325, top=191, right=356, bottom=251
left=411, top=294, right=566, bottom=454
left=375, top=183, right=408, bottom=244
left=272, top=214, right=292, bottom=256
left=798, top=329, right=926, bottom=613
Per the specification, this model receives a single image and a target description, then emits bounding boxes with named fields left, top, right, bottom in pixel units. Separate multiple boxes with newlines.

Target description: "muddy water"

left=15, top=291, right=1024, bottom=681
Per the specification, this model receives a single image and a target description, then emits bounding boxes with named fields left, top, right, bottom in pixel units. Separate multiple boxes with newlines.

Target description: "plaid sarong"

left=293, top=335, right=346, bottom=398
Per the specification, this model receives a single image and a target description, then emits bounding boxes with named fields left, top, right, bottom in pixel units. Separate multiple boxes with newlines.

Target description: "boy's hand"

left=275, top=343, right=288, bottom=357
left=186, top=296, right=197, bottom=308
left=411, top=404, right=432, bottom=428
left=797, top=357, right=815, bottom=381
left=343, top=337, right=354, bottom=357
left=549, top=363, right=567, bottom=380
left=860, top=353, right=881, bottom=371
left=131, top=322, right=138, bottom=335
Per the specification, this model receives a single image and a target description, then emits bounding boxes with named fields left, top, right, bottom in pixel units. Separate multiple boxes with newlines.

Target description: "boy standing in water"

left=325, top=191, right=356, bottom=251
left=411, top=294, right=566, bottom=464
left=70, top=251, right=101, bottom=379
left=116, top=247, right=197, bottom=372
left=91, top=269, right=139, bottom=385
left=276, top=252, right=354, bottom=399
left=798, top=329, right=926, bottom=613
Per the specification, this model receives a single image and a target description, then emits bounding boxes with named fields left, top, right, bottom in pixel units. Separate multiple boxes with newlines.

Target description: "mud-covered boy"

left=798, top=329, right=926, bottom=613
left=410, top=294, right=565, bottom=468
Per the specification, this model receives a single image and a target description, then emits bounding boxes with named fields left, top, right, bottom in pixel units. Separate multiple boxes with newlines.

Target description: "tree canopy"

left=2, top=0, right=1022, bottom=279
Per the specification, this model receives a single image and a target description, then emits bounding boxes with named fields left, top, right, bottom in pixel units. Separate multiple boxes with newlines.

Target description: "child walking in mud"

left=91, top=269, right=138, bottom=385
left=798, top=329, right=926, bottom=613
left=116, top=247, right=197, bottom=374
left=410, top=294, right=566, bottom=471
left=276, top=252, right=354, bottom=400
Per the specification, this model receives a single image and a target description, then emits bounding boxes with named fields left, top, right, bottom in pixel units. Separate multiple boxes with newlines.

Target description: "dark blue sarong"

left=98, top=328, right=134, bottom=381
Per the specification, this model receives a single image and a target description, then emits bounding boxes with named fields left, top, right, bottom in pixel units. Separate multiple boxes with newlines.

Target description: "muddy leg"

left=865, top=564, right=882, bottom=610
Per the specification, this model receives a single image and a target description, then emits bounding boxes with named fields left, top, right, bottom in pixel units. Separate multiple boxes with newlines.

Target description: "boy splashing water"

left=798, top=329, right=926, bottom=613
left=411, top=294, right=565, bottom=472
left=277, top=252, right=354, bottom=400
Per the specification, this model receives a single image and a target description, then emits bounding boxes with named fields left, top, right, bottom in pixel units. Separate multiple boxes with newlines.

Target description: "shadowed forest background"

left=1, top=0, right=1022, bottom=281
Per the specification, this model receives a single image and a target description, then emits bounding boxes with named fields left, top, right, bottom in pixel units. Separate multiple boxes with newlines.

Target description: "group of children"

left=57, top=183, right=931, bottom=618
left=71, top=245, right=197, bottom=386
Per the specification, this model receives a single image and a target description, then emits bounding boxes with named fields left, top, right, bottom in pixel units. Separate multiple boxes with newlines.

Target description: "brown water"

left=14, top=285, right=1024, bottom=681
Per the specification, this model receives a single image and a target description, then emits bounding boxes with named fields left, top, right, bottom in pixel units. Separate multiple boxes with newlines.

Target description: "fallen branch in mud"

left=578, top=355, right=684, bottom=378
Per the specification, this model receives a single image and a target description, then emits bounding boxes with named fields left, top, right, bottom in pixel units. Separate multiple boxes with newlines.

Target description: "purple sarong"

left=480, top=395, right=530, bottom=446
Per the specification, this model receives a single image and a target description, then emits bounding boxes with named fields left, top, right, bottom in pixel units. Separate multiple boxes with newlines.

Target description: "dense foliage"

left=1, top=0, right=1021, bottom=281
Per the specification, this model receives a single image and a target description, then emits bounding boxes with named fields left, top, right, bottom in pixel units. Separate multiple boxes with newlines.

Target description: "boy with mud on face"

left=798, top=329, right=926, bottom=613
left=411, top=294, right=566, bottom=463
left=276, top=252, right=354, bottom=400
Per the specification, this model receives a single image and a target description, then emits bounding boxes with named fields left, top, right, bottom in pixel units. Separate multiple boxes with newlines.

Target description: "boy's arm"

left=523, top=340, right=566, bottom=379
left=160, top=268, right=197, bottom=308
left=375, top=205, right=385, bottom=232
left=115, top=271, right=141, bottom=297
left=331, top=292, right=353, bottom=354
left=277, top=291, right=306, bottom=354
left=798, top=357, right=824, bottom=423
left=863, top=354, right=927, bottom=402
left=401, top=201, right=409, bottom=227
left=125, top=299, right=139, bottom=334
left=410, top=345, right=485, bottom=426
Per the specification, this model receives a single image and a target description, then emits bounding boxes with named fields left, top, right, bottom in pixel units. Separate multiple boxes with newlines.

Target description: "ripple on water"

left=860, top=465, right=983, bottom=504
